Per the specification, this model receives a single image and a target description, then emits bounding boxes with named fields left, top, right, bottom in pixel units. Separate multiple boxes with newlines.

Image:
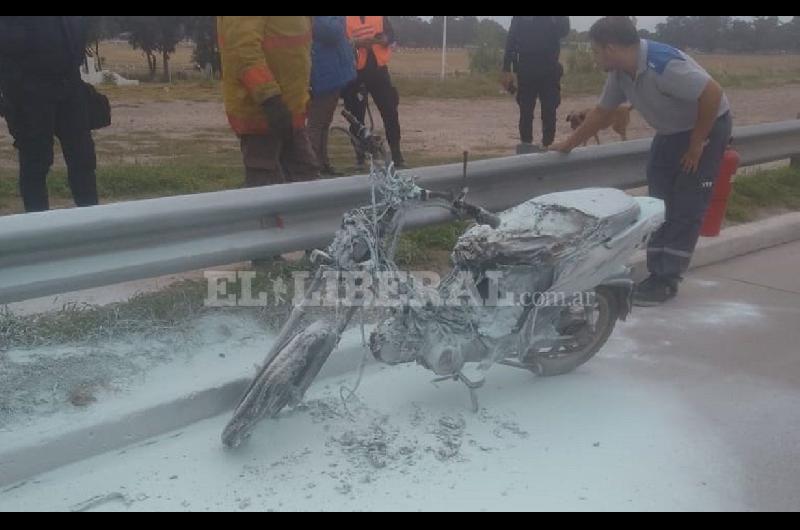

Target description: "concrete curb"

left=3, top=212, right=800, bottom=488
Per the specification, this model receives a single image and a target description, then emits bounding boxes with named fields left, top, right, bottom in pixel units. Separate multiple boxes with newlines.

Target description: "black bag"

left=0, top=87, right=7, bottom=119
left=83, top=82, right=111, bottom=130
left=0, top=85, right=15, bottom=136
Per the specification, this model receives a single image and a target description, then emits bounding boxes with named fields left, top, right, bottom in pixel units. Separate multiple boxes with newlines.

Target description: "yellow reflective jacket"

left=218, top=16, right=312, bottom=135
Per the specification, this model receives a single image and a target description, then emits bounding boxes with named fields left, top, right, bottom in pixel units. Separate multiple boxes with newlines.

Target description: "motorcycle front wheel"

left=221, top=320, right=340, bottom=449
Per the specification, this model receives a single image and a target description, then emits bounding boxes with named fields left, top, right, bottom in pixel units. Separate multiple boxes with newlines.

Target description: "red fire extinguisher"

left=700, top=142, right=741, bottom=238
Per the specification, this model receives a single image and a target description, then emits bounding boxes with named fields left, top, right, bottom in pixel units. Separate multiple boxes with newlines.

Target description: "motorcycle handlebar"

left=423, top=190, right=502, bottom=229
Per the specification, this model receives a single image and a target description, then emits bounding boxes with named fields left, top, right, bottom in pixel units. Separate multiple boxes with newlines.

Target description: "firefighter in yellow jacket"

left=218, top=16, right=319, bottom=186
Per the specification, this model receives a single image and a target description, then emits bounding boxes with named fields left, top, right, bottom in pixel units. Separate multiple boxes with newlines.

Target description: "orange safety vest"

left=347, top=16, right=392, bottom=71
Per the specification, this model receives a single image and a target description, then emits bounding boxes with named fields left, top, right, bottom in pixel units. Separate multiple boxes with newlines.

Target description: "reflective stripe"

left=351, top=27, right=375, bottom=39
left=663, top=248, right=693, bottom=258
left=648, top=247, right=693, bottom=258
left=241, top=66, right=274, bottom=92
left=227, top=112, right=307, bottom=135
left=262, top=32, right=312, bottom=50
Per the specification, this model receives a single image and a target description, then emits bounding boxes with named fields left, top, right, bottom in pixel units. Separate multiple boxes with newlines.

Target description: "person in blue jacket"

left=308, top=16, right=357, bottom=176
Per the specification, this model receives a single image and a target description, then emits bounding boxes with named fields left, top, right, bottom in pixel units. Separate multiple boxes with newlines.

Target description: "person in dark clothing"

left=0, top=16, right=98, bottom=213
left=503, top=16, right=571, bottom=153
left=343, top=16, right=405, bottom=168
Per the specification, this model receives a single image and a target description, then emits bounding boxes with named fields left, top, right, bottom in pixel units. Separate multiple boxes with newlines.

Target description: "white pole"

left=441, top=17, right=448, bottom=81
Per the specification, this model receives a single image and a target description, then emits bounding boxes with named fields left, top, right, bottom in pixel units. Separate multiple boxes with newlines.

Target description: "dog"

left=566, top=105, right=633, bottom=145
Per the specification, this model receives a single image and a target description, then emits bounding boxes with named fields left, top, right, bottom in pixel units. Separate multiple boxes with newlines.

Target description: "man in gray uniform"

left=551, top=16, right=732, bottom=306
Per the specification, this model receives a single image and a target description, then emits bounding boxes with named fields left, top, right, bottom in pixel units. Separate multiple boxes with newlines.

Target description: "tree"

left=153, top=16, right=187, bottom=82
left=186, top=16, right=220, bottom=76
left=638, top=28, right=656, bottom=40
left=789, top=17, right=800, bottom=52
left=390, top=16, right=433, bottom=47
left=469, top=19, right=508, bottom=73
left=655, top=16, right=796, bottom=53
left=751, top=16, right=782, bottom=51
left=123, top=16, right=160, bottom=79
left=429, top=17, right=480, bottom=48
left=120, top=16, right=186, bottom=81
left=726, top=19, right=758, bottom=52
left=695, top=16, right=732, bottom=52
left=476, top=18, right=507, bottom=49
left=656, top=16, right=693, bottom=49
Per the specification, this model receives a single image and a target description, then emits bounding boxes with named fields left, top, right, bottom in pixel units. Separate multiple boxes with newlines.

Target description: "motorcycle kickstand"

left=433, top=369, right=485, bottom=414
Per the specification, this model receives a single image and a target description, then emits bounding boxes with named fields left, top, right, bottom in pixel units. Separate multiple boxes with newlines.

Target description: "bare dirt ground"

left=399, top=86, right=800, bottom=156
left=2, top=85, right=798, bottom=170
left=99, top=86, right=800, bottom=153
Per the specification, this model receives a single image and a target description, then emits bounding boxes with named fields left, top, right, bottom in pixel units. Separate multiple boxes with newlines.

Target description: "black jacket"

left=503, top=16, right=571, bottom=77
left=0, top=16, right=88, bottom=81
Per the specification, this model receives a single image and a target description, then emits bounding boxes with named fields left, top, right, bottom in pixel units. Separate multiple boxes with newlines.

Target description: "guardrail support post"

left=793, top=116, right=800, bottom=169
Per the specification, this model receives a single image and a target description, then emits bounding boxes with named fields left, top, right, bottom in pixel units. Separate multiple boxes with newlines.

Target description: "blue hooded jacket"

left=311, top=16, right=357, bottom=97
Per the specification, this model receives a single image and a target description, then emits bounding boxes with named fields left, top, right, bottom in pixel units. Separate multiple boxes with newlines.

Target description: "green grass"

left=0, top=135, right=501, bottom=215
left=0, top=224, right=465, bottom=350
left=0, top=164, right=243, bottom=206
left=0, top=280, right=208, bottom=350
left=709, top=68, right=800, bottom=90
left=392, top=65, right=799, bottom=101
left=0, top=176, right=15, bottom=209
left=82, top=63, right=800, bottom=109
left=726, top=165, right=800, bottom=223
left=3, top=132, right=798, bottom=226
left=396, top=221, right=469, bottom=267
left=97, top=74, right=608, bottom=102
left=0, top=258, right=314, bottom=350
left=394, top=71, right=609, bottom=100
left=394, top=74, right=507, bottom=99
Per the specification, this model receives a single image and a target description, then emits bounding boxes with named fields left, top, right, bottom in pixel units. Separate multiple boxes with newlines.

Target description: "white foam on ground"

left=0, top=350, right=745, bottom=511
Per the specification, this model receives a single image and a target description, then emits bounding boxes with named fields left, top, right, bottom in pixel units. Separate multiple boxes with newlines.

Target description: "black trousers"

left=2, top=75, right=97, bottom=213
left=342, top=65, right=402, bottom=161
left=647, top=113, right=733, bottom=279
left=516, top=72, right=562, bottom=147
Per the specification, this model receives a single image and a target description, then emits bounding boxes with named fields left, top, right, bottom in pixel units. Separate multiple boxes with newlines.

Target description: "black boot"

left=390, top=144, right=407, bottom=169
left=633, top=275, right=680, bottom=307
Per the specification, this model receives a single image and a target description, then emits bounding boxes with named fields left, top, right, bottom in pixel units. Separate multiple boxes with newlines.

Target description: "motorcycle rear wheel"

left=522, top=287, right=619, bottom=377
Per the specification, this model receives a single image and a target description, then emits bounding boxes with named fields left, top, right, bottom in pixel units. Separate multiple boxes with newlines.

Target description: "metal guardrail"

left=1, top=120, right=799, bottom=305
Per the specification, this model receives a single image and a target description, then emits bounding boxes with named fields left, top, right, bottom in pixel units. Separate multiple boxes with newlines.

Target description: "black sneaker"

left=633, top=276, right=679, bottom=307
left=390, top=147, right=407, bottom=169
